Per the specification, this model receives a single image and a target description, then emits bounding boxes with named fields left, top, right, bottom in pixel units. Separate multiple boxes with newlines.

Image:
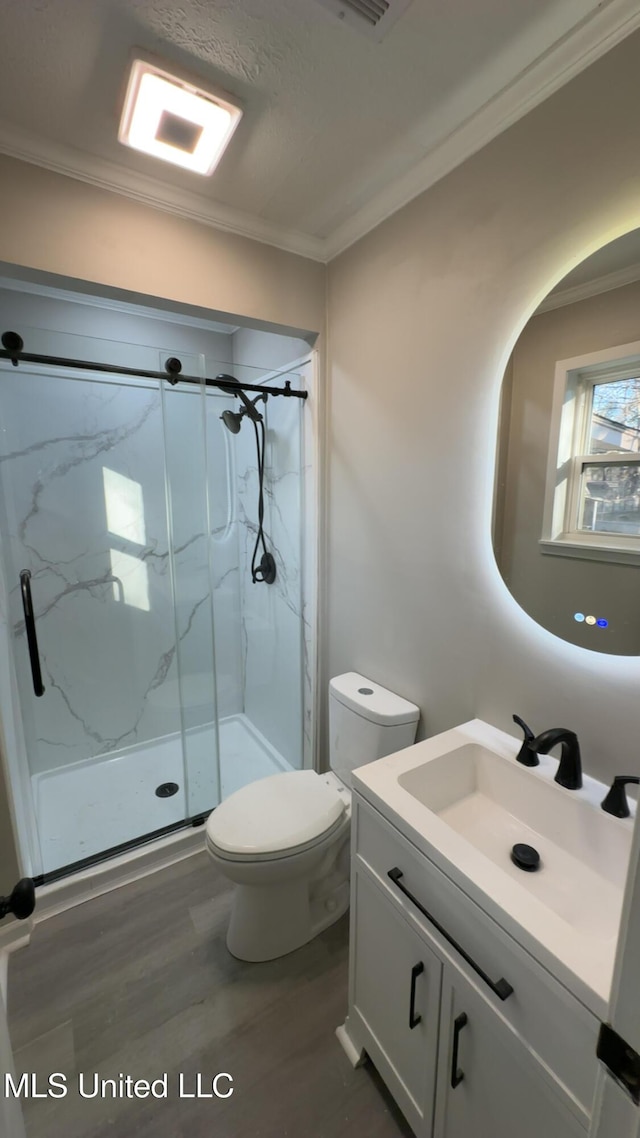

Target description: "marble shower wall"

left=0, top=363, right=243, bottom=779
left=0, top=290, right=313, bottom=806
left=0, top=369, right=176, bottom=774
left=202, top=387, right=244, bottom=721
left=230, top=328, right=315, bottom=773
left=232, top=373, right=306, bottom=771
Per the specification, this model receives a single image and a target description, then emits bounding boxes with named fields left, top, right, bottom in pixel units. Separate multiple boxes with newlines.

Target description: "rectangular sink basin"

left=397, top=742, right=631, bottom=942
left=353, top=720, right=635, bottom=1014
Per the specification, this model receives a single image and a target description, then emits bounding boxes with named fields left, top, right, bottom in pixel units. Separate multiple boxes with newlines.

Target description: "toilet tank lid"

left=330, top=673, right=420, bottom=726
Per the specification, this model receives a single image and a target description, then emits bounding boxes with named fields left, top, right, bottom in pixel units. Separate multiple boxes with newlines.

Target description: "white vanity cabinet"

left=344, top=792, right=600, bottom=1138
left=351, top=869, right=442, bottom=1134
left=434, top=967, right=585, bottom=1138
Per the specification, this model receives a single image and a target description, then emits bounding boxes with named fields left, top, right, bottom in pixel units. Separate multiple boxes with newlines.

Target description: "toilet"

left=206, top=672, right=420, bottom=961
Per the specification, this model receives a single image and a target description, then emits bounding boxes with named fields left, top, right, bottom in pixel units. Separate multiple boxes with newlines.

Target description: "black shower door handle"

left=20, top=570, right=45, bottom=697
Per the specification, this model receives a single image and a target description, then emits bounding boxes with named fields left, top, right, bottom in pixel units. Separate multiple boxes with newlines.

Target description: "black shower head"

left=220, top=409, right=244, bottom=434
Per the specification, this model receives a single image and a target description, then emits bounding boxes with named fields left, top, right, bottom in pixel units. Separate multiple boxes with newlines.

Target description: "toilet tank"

left=329, top=672, right=420, bottom=785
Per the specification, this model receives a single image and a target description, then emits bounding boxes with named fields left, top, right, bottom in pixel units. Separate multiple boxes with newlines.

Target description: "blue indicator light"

left=574, top=612, right=585, bottom=623
left=597, top=618, right=608, bottom=628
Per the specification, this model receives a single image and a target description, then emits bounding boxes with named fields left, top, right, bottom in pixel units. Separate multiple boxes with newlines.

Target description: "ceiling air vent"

left=314, top=0, right=413, bottom=42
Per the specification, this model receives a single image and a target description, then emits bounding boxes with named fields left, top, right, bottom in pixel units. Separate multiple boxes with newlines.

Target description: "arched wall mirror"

left=493, top=229, right=640, bottom=656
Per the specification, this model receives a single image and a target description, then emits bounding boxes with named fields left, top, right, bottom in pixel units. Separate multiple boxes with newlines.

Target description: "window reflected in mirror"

left=493, top=230, right=640, bottom=655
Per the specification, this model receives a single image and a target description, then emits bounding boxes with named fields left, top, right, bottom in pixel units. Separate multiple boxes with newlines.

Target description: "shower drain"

left=155, top=782, right=179, bottom=798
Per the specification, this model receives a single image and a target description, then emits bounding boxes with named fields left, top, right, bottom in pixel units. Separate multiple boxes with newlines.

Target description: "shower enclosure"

left=0, top=319, right=313, bottom=880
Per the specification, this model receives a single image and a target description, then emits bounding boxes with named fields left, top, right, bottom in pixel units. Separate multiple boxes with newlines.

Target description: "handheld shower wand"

left=219, top=383, right=276, bottom=585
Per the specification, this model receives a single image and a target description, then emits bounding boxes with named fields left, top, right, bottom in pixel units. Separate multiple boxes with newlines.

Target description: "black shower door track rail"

left=0, top=331, right=309, bottom=401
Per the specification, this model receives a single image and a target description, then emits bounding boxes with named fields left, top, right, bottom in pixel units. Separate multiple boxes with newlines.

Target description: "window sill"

left=539, top=537, right=640, bottom=566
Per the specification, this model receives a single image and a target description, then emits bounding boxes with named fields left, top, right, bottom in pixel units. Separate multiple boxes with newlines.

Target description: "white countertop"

left=353, top=718, right=634, bottom=1020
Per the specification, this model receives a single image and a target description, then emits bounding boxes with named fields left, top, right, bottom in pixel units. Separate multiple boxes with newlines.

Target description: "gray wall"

left=326, top=29, right=640, bottom=784
left=231, top=327, right=311, bottom=373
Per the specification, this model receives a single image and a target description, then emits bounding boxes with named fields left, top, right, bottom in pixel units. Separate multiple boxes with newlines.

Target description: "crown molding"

left=323, top=0, right=640, bottom=260
left=536, top=261, right=640, bottom=314
left=0, top=120, right=326, bottom=263
left=0, top=0, right=638, bottom=267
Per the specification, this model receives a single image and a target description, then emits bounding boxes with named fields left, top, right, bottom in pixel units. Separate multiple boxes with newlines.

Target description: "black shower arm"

left=220, top=382, right=266, bottom=422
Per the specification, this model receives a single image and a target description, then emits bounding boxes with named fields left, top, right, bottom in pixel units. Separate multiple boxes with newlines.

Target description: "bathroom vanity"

left=338, top=719, right=633, bottom=1138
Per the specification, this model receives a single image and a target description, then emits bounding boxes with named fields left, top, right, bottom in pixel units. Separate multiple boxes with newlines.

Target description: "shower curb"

left=33, top=826, right=206, bottom=923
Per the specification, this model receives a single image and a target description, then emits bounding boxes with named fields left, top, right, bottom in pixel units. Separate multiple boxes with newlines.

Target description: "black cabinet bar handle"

left=409, top=961, right=424, bottom=1029
left=19, top=570, right=45, bottom=697
left=450, top=1012, right=468, bottom=1088
left=387, top=868, right=513, bottom=1002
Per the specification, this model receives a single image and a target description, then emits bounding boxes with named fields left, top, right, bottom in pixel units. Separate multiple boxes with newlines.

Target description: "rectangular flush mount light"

left=118, top=57, right=242, bottom=175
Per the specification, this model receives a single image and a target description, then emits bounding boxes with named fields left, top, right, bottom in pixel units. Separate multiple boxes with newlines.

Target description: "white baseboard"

left=335, top=1021, right=367, bottom=1068
left=0, top=918, right=32, bottom=961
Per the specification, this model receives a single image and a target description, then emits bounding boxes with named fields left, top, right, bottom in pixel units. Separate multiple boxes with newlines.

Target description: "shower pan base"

left=31, top=714, right=292, bottom=876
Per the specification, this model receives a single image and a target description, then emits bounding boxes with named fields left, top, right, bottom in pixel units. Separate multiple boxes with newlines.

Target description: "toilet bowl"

left=206, top=673, right=420, bottom=961
left=207, top=770, right=352, bottom=961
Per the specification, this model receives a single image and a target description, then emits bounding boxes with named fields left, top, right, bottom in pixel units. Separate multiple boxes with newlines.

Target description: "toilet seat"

left=206, top=812, right=348, bottom=864
left=206, top=769, right=346, bottom=860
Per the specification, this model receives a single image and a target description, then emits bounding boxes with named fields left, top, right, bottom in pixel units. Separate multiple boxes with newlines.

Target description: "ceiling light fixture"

left=118, top=57, right=242, bottom=176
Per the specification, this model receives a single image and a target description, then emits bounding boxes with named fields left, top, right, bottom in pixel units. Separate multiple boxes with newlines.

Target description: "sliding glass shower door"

left=0, top=319, right=309, bottom=882
left=0, top=331, right=221, bottom=876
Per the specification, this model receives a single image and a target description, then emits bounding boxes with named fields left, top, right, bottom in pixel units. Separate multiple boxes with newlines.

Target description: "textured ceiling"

left=0, top=0, right=628, bottom=249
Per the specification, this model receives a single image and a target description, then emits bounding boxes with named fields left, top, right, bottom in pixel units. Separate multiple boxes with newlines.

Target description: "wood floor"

left=7, top=851, right=413, bottom=1138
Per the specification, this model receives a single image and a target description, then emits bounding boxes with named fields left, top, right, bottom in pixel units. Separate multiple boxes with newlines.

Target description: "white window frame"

left=540, top=339, right=640, bottom=565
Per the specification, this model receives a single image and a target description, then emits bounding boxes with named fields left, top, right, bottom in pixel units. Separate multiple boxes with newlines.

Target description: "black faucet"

left=601, top=776, right=640, bottom=818
left=512, top=716, right=582, bottom=790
